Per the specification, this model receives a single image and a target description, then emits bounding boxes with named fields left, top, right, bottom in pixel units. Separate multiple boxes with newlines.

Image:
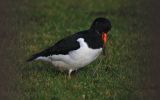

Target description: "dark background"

left=0, top=0, right=21, bottom=99
left=0, top=0, right=159, bottom=100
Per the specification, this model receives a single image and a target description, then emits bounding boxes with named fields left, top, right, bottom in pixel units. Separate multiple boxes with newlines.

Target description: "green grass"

left=17, top=0, right=150, bottom=99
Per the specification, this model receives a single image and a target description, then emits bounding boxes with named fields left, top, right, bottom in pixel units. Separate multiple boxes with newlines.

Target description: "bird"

left=27, top=17, right=112, bottom=78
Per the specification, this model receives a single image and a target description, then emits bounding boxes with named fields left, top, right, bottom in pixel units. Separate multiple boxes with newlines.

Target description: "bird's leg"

left=68, top=69, right=73, bottom=79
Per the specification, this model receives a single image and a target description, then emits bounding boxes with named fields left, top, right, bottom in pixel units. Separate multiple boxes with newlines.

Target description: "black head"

left=90, top=17, right=112, bottom=33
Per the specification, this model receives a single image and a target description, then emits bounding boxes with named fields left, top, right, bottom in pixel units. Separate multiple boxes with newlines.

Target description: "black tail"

left=27, top=53, right=40, bottom=62
left=27, top=48, right=48, bottom=62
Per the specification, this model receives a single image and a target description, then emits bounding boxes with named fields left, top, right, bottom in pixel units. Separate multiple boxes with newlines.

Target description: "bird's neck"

left=88, top=29, right=102, bottom=37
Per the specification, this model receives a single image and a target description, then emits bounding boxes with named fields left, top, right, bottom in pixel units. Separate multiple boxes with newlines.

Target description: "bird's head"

left=90, top=17, right=111, bottom=33
left=90, top=17, right=112, bottom=48
left=89, top=17, right=112, bottom=55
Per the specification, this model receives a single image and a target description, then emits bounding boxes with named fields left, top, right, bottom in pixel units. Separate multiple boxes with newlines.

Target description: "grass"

left=17, top=0, right=150, bottom=99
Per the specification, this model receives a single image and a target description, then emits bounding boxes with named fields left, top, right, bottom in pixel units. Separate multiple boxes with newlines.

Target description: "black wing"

left=27, top=32, right=85, bottom=62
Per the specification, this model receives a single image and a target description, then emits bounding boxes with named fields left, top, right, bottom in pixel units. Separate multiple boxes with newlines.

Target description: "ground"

left=16, top=0, right=151, bottom=99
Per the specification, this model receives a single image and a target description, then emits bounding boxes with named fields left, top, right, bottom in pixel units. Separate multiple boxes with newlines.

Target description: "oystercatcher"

left=27, top=17, right=112, bottom=77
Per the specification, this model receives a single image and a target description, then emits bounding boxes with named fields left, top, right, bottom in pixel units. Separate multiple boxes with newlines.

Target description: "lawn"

left=17, top=0, right=150, bottom=99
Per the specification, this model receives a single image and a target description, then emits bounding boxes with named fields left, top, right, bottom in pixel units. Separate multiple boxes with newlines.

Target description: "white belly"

left=36, top=38, right=102, bottom=71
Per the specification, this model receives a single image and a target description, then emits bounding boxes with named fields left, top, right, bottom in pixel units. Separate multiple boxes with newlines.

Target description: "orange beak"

left=102, top=32, right=108, bottom=55
left=102, top=32, right=108, bottom=48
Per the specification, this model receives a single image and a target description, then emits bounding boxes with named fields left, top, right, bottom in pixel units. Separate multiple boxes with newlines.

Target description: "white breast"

left=68, top=38, right=102, bottom=67
left=36, top=38, right=102, bottom=71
